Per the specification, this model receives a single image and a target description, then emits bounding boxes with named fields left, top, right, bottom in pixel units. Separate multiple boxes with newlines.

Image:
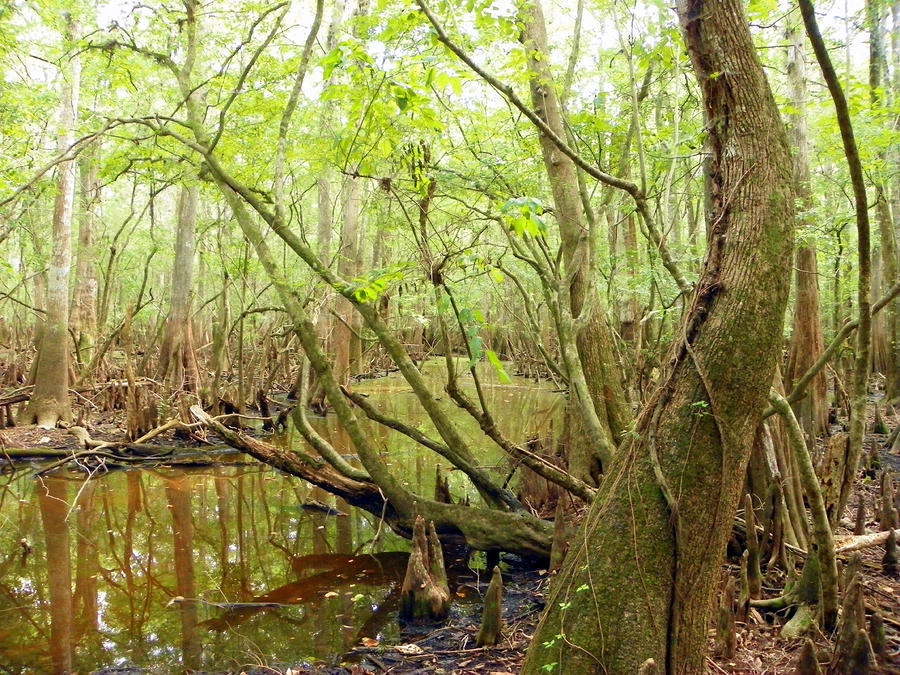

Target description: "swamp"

left=1, top=0, right=900, bottom=673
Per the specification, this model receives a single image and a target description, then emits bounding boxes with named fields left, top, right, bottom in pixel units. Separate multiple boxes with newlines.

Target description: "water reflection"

left=0, top=373, right=560, bottom=673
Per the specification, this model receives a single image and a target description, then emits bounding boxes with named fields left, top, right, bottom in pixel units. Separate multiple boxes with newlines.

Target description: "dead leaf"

left=323, top=591, right=339, bottom=598
left=394, top=643, right=424, bottom=655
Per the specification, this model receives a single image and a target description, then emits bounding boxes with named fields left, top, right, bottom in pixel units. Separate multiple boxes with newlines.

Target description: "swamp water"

left=0, top=368, right=561, bottom=674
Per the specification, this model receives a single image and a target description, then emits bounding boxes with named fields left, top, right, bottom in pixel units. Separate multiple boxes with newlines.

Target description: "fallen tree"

left=189, top=405, right=553, bottom=556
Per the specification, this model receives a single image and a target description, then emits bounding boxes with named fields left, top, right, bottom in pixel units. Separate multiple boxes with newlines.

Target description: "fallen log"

left=835, top=529, right=900, bottom=555
left=189, top=404, right=553, bottom=557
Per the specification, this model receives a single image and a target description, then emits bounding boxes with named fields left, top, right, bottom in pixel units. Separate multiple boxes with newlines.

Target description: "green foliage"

left=501, top=197, right=547, bottom=238
left=351, top=265, right=412, bottom=303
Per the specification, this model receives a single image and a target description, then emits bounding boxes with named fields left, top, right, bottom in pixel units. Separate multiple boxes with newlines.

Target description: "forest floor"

left=2, top=406, right=900, bottom=675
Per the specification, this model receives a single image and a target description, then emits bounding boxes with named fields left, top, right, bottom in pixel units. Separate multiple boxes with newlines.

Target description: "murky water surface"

left=0, top=368, right=560, bottom=673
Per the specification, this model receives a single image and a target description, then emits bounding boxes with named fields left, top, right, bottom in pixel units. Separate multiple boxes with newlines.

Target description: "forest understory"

left=2, top=387, right=899, bottom=675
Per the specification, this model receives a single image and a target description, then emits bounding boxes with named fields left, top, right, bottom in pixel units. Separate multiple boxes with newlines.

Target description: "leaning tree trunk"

left=522, top=2, right=795, bottom=673
left=25, top=16, right=80, bottom=428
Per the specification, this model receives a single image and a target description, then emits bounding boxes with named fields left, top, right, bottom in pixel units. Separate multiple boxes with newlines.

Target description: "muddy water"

left=0, top=369, right=560, bottom=674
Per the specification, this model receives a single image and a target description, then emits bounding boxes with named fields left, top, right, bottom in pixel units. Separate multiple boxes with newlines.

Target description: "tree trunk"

left=866, top=0, right=899, bottom=401
left=784, top=21, right=828, bottom=438
left=522, top=2, right=795, bottom=672
left=333, top=176, right=362, bottom=385
left=71, top=141, right=100, bottom=375
left=520, top=0, right=628, bottom=484
left=25, top=16, right=79, bottom=428
left=156, top=183, right=200, bottom=392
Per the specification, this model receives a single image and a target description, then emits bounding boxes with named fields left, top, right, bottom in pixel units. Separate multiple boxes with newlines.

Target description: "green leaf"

left=485, top=349, right=511, bottom=384
left=468, top=335, right=484, bottom=366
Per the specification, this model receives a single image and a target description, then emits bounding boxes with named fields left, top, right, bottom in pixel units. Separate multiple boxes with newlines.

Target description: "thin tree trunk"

left=784, top=20, right=828, bottom=438
left=334, top=177, right=361, bottom=384
left=799, top=0, right=872, bottom=524
left=520, top=0, right=626, bottom=484
left=72, top=141, right=99, bottom=375
left=156, top=183, right=200, bottom=391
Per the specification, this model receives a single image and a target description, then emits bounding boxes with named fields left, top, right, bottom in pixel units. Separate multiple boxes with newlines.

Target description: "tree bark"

left=522, top=2, right=795, bottom=672
left=71, top=141, right=99, bottom=374
left=784, top=20, right=828, bottom=438
left=25, top=16, right=80, bottom=428
left=156, top=183, right=200, bottom=391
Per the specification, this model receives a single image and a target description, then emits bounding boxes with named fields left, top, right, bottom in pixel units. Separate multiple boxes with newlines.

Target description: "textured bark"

left=784, top=20, right=828, bottom=437
left=522, top=1, right=795, bottom=672
left=25, top=17, right=79, bottom=427
left=156, top=183, right=200, bottom=391
left=71, top=141, right=99, bottom=373
left=476, top=565, right=504, bottom=646
left=399, top=516, right=450, bottom=622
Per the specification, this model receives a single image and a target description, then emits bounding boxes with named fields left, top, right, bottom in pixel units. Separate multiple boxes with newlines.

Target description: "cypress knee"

left=868, top=611, right=886, bottom=658
left=793, top=638, right=822, bottom=675
left=716, top=576, right=736, bottom=659
left=882, top=528, right=898, bottom=577
left=854, top=495, right=867, bottom=535
left=399, top=516, right=451, bottom=622
left=476, top=565, right=503, bottom=647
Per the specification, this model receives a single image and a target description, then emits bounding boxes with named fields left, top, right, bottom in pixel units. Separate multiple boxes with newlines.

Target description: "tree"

left=156, top=182, right=201, bottom=391
left=24, top=12, right=79, bottom=427
left=522, top=1, right=795, bottom=671
left=519, top=0, right=627, bottom=485
left=784, top=18, right=828, bottom=439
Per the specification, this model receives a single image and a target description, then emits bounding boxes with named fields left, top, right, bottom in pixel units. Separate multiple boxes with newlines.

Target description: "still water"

left=0, top=368, right=560, bottom=674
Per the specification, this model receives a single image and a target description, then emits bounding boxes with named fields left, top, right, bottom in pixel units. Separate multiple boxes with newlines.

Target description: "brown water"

left=0, top=369, right=561, bottom=674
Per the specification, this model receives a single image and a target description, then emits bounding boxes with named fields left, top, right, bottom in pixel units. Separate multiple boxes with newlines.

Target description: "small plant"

left=542, top=632, right=563, bottom=649
left=691, top=400, right=711, bottom=418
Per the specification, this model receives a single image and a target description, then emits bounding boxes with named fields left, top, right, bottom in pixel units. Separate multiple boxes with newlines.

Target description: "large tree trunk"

left=25, top=16, right=80, bottom=428
left=522, top=2, right=795, bottom=672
